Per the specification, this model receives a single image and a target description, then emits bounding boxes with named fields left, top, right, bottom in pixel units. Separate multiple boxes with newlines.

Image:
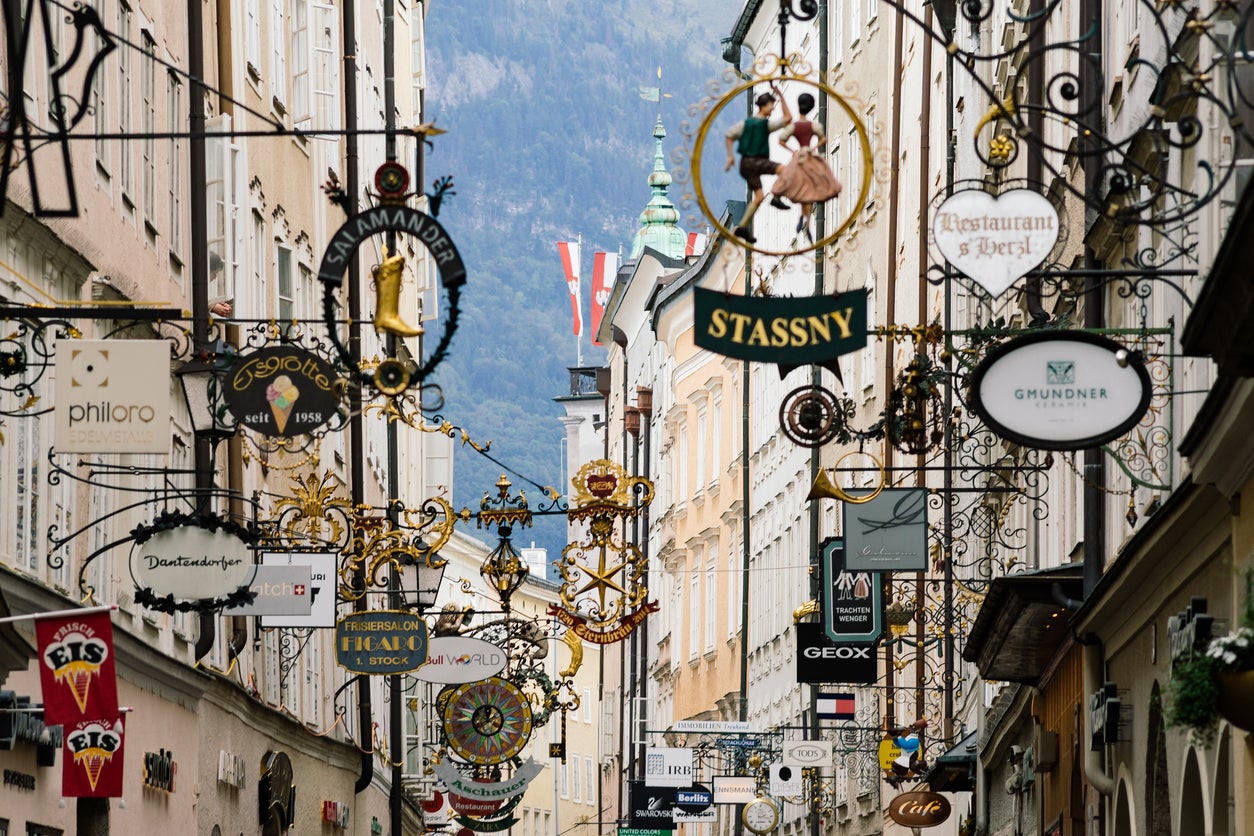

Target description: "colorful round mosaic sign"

left=442, top=677, right=534, bottom=765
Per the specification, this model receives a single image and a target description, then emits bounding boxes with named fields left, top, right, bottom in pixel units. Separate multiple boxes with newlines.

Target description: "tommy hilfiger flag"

left=558, top=240, right=583, bottom=336
left=815, top=692, right=857, bottom=720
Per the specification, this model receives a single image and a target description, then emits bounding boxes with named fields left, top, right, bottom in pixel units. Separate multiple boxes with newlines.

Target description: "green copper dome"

left=630, top=117, right=688, bottom=260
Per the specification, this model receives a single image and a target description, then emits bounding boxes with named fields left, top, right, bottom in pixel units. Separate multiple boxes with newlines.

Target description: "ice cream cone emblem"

left=66, top=721, right=122, bottom=792
left=266, top=375, right=301, bottom=434
left=43, top=630, right=108, bottom=714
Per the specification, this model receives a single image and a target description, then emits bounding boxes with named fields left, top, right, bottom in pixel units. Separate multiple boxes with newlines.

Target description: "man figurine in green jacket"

left=724, top=85, right=793, bottom=244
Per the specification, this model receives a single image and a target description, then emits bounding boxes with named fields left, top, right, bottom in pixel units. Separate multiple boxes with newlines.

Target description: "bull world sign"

left=335, top=610, right=428, bottom=674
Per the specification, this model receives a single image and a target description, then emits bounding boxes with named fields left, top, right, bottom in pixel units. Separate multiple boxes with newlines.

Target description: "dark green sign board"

left=335, top=610, right=429, bottom=674
left=693, top=288, right=868, bottom=364
left=820, top=538, right=883, bottom=645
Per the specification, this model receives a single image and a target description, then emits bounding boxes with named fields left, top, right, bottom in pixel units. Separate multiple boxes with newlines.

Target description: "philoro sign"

left=55, top=340, right=171, bottom=454
left=969, top=330, right=1152, bottom=450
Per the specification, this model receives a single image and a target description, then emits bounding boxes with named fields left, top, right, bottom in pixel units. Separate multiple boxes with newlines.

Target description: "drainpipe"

left=1082, top=638, right=1115, bottom=795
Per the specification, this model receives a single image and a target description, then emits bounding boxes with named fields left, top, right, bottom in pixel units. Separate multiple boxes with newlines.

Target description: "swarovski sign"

left=969, top=331, right=1152, bottom=450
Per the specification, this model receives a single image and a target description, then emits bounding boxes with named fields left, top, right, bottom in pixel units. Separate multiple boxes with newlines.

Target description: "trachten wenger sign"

left=820, top=538, right=883, bottom=644
left=932, top=188, right=1059, bottom=298
left=224, top=346, right=343, bottom=437
left=55, top=340, right=171, bottom=454
left=693, top=287, right=867, bottom=365
left=133, top=524, right=255, bottom=602
left=335, top=610, right=428, bottom=674
left=969, top=330, right=1152, bottom=450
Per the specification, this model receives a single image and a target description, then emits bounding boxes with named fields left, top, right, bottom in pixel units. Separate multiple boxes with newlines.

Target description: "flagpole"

left=0, top=603, right=118, bottom=625
left=576, top=233, right=584, bottom=367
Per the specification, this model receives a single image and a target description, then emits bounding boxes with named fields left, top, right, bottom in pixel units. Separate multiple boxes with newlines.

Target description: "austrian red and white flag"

left=590, top=251, right=620, bottom=346
left=35, top=609, right=119, bottom=724
left=686, top=232, right=709, bottom=257
left=63, top=716, right=126, bottom=797
left=558, top=240, right=583, bottom=336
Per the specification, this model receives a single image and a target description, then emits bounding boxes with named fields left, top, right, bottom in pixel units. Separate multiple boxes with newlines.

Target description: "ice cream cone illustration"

left=55, top=661, right=97, bottom=713
left=372, top=246, right=423, bottom=337
left=76, top=749, right=108, bottom=791
left=266, top=375, right=301, bottom=434
left=66, top=720, right=122, bottom=794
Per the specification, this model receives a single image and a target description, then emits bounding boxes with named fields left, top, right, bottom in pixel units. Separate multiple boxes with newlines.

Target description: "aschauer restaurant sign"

left=335, top=610, right=428, bottom=674
left=693, top=288, right=867, bottom=365
left=969, top=331, right=1151, bottom=450
left=223, top=345, right=344, bottom=437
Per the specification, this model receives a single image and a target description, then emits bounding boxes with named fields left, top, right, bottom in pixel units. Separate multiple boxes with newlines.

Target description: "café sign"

left=969, top=331, right=1152, bottom=450
left=887, top=790, right=951, bottom=827
left=336, top=610, right=428, bottom=674
left=223, top=345, right=344, bottom=437
left=932, top=188, right=1059, bottom=298
left=693, top=287, right=867, bottom=365
left=132, top=522, right=255, bottom=602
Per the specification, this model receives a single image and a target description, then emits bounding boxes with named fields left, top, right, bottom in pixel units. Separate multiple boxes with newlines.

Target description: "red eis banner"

left=63, top=717, right=126, bottom=798
left=35, top=609, right=119, bottom=724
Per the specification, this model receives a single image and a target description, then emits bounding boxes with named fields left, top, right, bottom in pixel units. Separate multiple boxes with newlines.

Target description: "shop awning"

left=925, top=730, right=977, bottom=793
left=962, top=564, right=1083, bottom=684
left=0, top=585, right=34, bottom=686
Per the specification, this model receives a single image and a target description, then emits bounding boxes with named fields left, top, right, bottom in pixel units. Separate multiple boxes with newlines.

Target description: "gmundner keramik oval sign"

left=969, top=331, right=1151, bottom=450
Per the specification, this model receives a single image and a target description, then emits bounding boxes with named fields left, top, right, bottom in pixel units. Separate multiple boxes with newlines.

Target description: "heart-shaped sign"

left=932, top=188, right=1059, bottom=297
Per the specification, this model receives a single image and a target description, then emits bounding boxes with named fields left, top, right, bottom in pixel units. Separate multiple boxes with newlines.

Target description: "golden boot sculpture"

left=372, top=246, right=423, bottom=337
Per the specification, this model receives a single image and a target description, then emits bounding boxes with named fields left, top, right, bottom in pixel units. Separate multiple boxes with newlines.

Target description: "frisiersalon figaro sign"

left=969, top=331, right=1151, bottom=450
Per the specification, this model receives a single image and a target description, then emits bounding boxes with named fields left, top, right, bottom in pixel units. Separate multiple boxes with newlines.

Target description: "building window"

left=26, top=825, right=63, bottom=836
left=862, top=267, right=877, bottom=389
left=696, top=408, right=707, bottom=489
left=289, top=0, right=310, bottom=127
left=270, top=0, right=287, bottom=106
left=705, top=557, right=716, bottom=652
left=167, top=71, right=184, bottom=257
left=117, top=1, right=133, bottom=197
left=583, top=688, right=591, bottom=723
left=277, top=244, right=294, bottom=320
left=246, top=0, right=262, bottom=77
left=313, top=2, right=339, bottom=129
left=560, top=759, right=569, bottom=799
left=251, top=210, right=267, bottom=317
left=572, top=754, right=581, bottom=802
left=832, top=3, right=843, bottom=64
left=727, top=536, right=738, bottom=640
left=688, top=567, right=700, bottom=659
left=584, top=755, right=595, bottom=804
left=141, top=31, right=156, bottom=225
left=206, top=115, right=237, bottom=304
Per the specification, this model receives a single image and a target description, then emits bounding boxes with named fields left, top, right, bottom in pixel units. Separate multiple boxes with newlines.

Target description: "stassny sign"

left=693, top=288, right=868, bottom=365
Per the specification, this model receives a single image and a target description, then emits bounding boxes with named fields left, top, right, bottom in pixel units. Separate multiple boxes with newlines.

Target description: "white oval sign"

left=413, top=636, right=508, bottom=684
left=969, top=331, right=1152, bottom=450
left=933, top=188, right=1059, bottom=297
left=133, top=525, right=255, bottom=600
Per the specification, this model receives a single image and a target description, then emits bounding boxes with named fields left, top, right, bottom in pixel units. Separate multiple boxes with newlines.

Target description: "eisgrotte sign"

left=969, top=331, right=1151, bottom=450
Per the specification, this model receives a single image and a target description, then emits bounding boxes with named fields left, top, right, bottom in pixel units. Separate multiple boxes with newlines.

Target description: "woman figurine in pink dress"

left=771, top=93, right=843, bottom=241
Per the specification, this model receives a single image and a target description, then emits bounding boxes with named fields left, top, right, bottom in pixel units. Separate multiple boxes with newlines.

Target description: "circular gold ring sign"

left=693, top=74, right=874, bottom=257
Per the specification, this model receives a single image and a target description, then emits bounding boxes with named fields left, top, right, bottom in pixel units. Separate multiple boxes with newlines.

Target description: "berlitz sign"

left=55, top=340, right=171, bottom=454
left=693, top=287, right=868, bottom=365
left=969, top=331, right=1152, bottom=450
left=133, top=524, right=255, bottom=602
left=415, top=636, right=507, bottom=684
left=932, top=188, right=1059, bottom=298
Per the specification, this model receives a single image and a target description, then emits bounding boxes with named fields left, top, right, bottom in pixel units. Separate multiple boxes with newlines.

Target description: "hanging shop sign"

left=878, top=739, right=903, bottom=770
left=644, top=746, right=693, bottom=788
left=711, top=776, right=757, bottom=804
left=34, top=609, right=119, bottom=724
left=223, top=345, right=344, bottom=437
left=221, top=564, right=313, bottom=617
left=796, top=622, right=877, bottom=684
left=782, top=739, right=834, bottom=769
left=819, top=539, right=883, bottom=644
left=1168, top=597, right=1213, bottom=671
left=968, top=331, right=1152, bottom=450
left=842, top=489, right=930, bottom=572
left=673, top=720, right=756, bottom=734
left=768, top=763, right=803, bottom=796
left=431, top=758, right=544, bottom=800
left=629, top=781, right=677, bottom=831
left=693, top=287, right=868, bottom=366
left=131, top=518, right=257, bottom=605
left=449, top=790, right=504, bottom=817
left=674, top=785, right=713, bottom=814
left=887, top=791, right=952, bottom=827
left=63, top=717, right=125, bottom=798
left=322, top=801, right=351, bottom=828
left=259, top=751, right=296, bottom=831
left=335, top=610, right=428, bottom=675
left=218, top=750, right=247, bottom=788
left=0, top=692, right=62, bottom=764
left=415, top=636, right=508, bottom=684
left=1089, top=682, right=1126, bottom=749
left=932, top=188, right=1059, bottom=298
left=260, top=552, right=337, bottom=629
left=54, top=340, right=172, bottom=454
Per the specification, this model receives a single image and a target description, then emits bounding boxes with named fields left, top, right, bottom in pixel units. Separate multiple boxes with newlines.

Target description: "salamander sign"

left=693, top=288, right=867, bottom=365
